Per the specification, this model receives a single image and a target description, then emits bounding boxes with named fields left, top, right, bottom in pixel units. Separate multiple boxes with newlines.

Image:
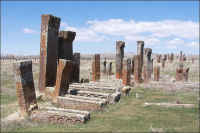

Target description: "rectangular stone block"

left=58, top=31, right=76, bottom=60
left=30, top=107, right=90, bottom=124
left=39, top=14, right=61, bottom=93
left=134, top=55, right=142, bottom=83
left=13, top=60, right=38, bottom=117
left=54, top=59, right=73, bottom=101
left=57, top=96, right=106, bottom=111
left=92, top=54, right=100, bottom=81
left=154, top=66, right=160, bottom=81
left=122, top=59, right=131, bottom=85
left=116, top=41, right=125, bottom=79
left=71, top=53, right=80, bottom=82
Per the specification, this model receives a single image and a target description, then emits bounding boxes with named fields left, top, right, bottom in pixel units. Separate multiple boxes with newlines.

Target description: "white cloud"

left=23, top=28, right=37, bottom=34
left=186, top=41, right=199, bottom=47
left=60, top=19, right=198, bottom=50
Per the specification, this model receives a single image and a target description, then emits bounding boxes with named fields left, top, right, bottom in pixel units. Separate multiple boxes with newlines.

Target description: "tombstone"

left=161, top=59, right=165, bottom=68
left=179, top=51, right=183, bottom=62
left=122, top=58, right=131, bottom=85
left=71, top=53, right=80, bottom=83
left=137, top=41, right=144, bottom=69
left=58, top=31, right=76, bottom=60
left=103, top=58, right=107, bottom=74
left=39, top=14, right=61, bottom=93
left=116, top=41, right=125, bottom=79
left=143, top=48, right=153, bottom=83
left=134, top=55, right=142, bottom=83
left=131, top=57, right=134, bottom=75
left=176, top=67, right=190, bottom=81
left=92, top=54, right=100, bottom=81
left=54, top=59, right=73, bottom=102
left=108, top=62, right=113, bottom=75
left=156, top=54, right=161, bottom=63
left=192, top=57, right=195, bottom=63
left=154, top=66, right=160, bottom=81
left=169, top=53, right=174, bottom=63
left=13, top=61, right=38, bottom=117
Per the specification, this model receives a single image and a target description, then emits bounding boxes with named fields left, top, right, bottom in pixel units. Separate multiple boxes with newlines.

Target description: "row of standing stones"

left=13, top=14, right=190, bottom=125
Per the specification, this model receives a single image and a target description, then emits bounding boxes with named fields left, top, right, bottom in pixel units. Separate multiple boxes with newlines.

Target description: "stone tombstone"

left=154, top=66, right=160, bottom=81
left=161, top=58, right=165, bottom=68
left=137, top=41, right=144, bottom=68
left=103, top=58, right=107, bottom=74
left=134, top=55, right=142, bottom=83
left=54, top=59, right=72, bottom=101
left=179, top=51, right=183, bottom=62
left=58, top=31, right=76, bottom=60
left=169, top=53, right=174, bottom=63
left=156, top=54, right=161, bottom=63
left=72, top=53, right=80, bottom=82
left=108, top=62, right=113, bottom=75
left=116, top=41, right=125, bottom=79
left=131, top=57, right=134, bottom=75
left=143, top=48, right=153, bottom=83
left=13, top=60, right=38, bottom=117
left=92, top=54, right=101, bottom=81
left=176, top=67, right=190, bottom=81
left=122, top=58, right=131, bottom=85
left=39, top=14, right=61, bottom=93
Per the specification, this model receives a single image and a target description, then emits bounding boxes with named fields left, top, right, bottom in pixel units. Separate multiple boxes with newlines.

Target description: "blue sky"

left=1, top=1, right=199, bottom=55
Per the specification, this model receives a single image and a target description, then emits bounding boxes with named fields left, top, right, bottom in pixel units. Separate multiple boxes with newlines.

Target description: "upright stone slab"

left=143, top=48, right=153, bottom=83
left=169, top=53, right=174, bottom=63
left=156, top=54, right=161, bottom=63
left=116, top=41, right=125, bottom=79
left=92, top=54, right=100, bottom=81
left=122, top=58, right=131, bottom=85
left=39, top=14, right=61, bottom=93
left=72, top=53, right=80, bottom=82
left=154, top=66, right=160, bottom=81
left=134, top=55, right=142, bottom=83
left=108, top=62, right=112, bottom=75
left=179, top=51, right=183, bottom=62
left=13, top=61, right=38, bottom=117
left=58, top=31, right=76, bottom=60
left=161, top=59, right=165, bottom=68
left=103, top=58, right=107, bottom=74
left=137, top=41, right=144, bottom=69
left=132, top=57, right=134, bottom=75
left=176, top=63, right=189, bottom=81
left=54, top=59, right=73, bottom=101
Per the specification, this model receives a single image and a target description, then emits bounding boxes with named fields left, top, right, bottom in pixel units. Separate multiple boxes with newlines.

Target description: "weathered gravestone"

left=116, top=41, right=125, bottom=79
left=92, top=54, right=101, bottom=81
left=13, top=60, right=38, bottom=117
left=39, top=14, right=61, bottom=93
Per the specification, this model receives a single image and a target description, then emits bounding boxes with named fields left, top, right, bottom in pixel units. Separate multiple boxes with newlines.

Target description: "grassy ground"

left=3, top=87, right=199, bottom=132
left=1, top=59, right=199, bottom=132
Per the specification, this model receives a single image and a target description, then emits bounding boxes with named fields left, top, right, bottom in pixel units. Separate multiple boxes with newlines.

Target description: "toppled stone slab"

left=56, top=96, right=106, bottom=111
left=144, top=102, right=195, bottom=108
left=30, top=109, right=89, bottom=124
left=68, top=89, right=121, bottom=104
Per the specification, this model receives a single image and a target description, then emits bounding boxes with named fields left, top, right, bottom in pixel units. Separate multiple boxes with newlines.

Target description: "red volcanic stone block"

left=108, top=62, right=113, bottom=75
left=122, top=59, right=131, bottom=85
left=103, top=58, right=107, bottom=74
left=71, top=53, right=80, bottom=82
left=58, top=31, right=76, bottom=60
left=39, top=14, right=61, bottom=93
left=176, top=67, right=189, bottom=81
left=53, top=59, right=73, bottom=102
left=143, top=48, right=153, bottom=83
left=13, top=60, right=38, bottom=117
left=116, top=41, right=125, bottom=79
left=134, top=55, right=142, bottom=83
left=154, top=66, right=160, bottom=81
left=92, top=54, right=101, bottom=81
